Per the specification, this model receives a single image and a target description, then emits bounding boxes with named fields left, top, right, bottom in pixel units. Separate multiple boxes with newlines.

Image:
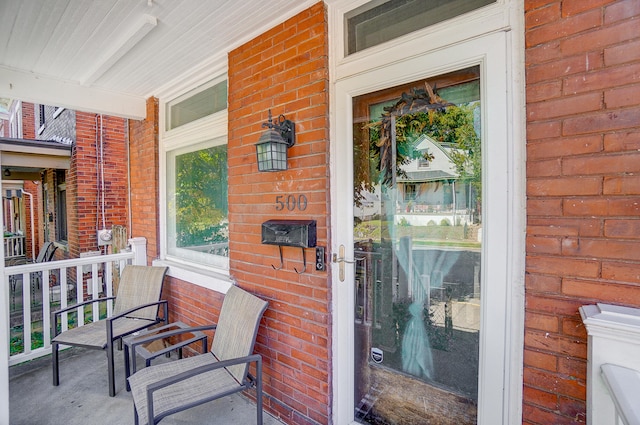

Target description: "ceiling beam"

left=81, top=15, right=158, bottom=86
left=0, top=66, right=147, bottom=120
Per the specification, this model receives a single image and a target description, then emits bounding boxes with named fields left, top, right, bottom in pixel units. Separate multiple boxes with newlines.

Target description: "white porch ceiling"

left=0, top=0, right=317, bottom=119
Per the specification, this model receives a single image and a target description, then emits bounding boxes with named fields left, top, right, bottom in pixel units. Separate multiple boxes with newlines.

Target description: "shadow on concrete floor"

left=10, top=346, right=282, bottom=425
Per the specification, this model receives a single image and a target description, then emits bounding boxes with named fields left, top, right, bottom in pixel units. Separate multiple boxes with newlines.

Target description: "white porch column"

left=128, top=237, right=147, bottom=265
left=0, top=150, right=9, bottom=425
left=580, top=303, right=640, bottom=425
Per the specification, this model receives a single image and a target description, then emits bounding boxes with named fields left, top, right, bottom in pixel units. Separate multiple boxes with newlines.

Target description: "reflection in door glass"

left=353, top=67, right=481, bottom=424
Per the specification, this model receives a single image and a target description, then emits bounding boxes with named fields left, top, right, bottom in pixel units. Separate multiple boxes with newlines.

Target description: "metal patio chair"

left=9, top=241, right=58, bottom=309
left=127, top=284, right=268, bottom=425
left=52, top=265, right=168, bottom=397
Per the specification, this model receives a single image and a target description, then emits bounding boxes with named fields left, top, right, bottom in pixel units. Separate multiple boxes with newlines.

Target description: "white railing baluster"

left=91, top=262, right=99, bottom=322
left=21, top=273, right=31, bottom=355
left=105, top=264, right=113, bottom=317
left=75, top=264, right=83, bottom=330
left=4, top=235, right=26, bottom=259
left=5, top=240, right=144, bottom=366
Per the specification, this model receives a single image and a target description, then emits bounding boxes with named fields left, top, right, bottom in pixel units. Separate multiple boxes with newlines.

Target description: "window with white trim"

left=166, top=138, right=228, bottom=268
left=163, top=76, right=229, bottom=271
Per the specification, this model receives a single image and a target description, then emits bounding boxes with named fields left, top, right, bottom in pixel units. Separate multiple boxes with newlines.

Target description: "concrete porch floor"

left=9, top=347, right=284, bottom=425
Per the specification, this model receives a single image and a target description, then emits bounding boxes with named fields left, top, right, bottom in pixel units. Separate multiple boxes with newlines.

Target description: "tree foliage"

left=175, top=145, right=228, bottom=247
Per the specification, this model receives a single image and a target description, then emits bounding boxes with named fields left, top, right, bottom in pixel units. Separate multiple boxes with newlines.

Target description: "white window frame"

left=9, top=101, right=22, bottom=138
left=37, top=104, right=46, bottom=135
left=156, top=63, right=233, bottom=294
left=328, top=0, right=525, bottom=424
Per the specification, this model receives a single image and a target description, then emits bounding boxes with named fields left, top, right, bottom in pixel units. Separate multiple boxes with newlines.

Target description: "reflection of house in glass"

left=355, top=134, right=478, bottom=227
left=396, top=134, right=476, bottom=227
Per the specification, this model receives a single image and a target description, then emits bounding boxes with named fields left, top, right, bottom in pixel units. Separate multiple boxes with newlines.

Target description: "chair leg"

left=256, top=358, right=263, bottom=425
left=52, top=342, right=59, bottom=386
left=124, top=343, right=132, bottom=392
left=107, top=340, right=116, bottom=397
left=133, top=404, right=139, bottom=425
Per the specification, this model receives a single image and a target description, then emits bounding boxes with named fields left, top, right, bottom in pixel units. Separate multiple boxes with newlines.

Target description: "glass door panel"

left=353, top=66, right=482, bottom=425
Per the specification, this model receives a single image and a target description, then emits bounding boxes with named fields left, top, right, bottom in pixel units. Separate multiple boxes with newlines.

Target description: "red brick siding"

left=524, top=1, right=640, bottom=424
left=128, top=97, right=160, bottom=262
left=71, top=112, right=128, bottom=258
left=228, top=3, right=330, bottom=424
left=163, top=277, right=224, bottom=338
left=21, top=102, right=35, bottom=139
left=22, top=180, right=40, bottom=259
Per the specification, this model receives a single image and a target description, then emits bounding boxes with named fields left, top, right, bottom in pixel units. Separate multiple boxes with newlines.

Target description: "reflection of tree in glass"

left=354, top=83, right=481, bottom=211
left=175, top=145, right=228, bottom=247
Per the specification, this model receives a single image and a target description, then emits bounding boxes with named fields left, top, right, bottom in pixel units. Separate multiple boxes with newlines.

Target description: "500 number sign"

left=275, top=194, right=308, bottom=211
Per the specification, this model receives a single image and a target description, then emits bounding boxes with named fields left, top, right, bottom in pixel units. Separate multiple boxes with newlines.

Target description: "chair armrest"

left=146, top=353, right=261, bottom=394
left=53, top=296, right=116, bottom=316
left=106, top=300, right=169, bottom=341
left=143, top=353, right=262, bottom=425
left=107, top=299, right=169, bottom=322
left=128, top=323, right=217, bottom=354
left=51, top=296, right=116, bottom=337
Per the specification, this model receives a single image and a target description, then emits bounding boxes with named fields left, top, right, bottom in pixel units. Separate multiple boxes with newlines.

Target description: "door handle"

left=332, top=245, right=355, bottom=282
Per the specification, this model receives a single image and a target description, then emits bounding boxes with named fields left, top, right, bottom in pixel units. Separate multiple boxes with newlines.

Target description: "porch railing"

left=580, top=303, right=640, bottom=425
left=600, top=363, right=640, bottom=425
left=4, top=235, right=26, bottom=259
left=5, top=237, right=147, bottom=366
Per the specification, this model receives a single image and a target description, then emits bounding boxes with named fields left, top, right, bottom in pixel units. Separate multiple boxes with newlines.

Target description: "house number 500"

left=275, top=194, right=308, bottom=211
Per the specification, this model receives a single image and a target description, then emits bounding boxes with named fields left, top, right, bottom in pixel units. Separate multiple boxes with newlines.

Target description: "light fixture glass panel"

left=257, top=141, right=288, bottom=171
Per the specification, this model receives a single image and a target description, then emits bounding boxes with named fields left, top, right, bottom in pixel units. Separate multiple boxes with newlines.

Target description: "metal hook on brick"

left=272, top=245, right=284, bottom=271
left=294, top=248, right=307, bottom=274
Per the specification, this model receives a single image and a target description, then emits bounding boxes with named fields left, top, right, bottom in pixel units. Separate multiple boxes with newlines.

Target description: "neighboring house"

left=1, top=101, right=129, bottom=263
left=0, top=1, right=639, bottom=425
left=396, top=135, right=476, bottom=226
left=355, top=134, right=477, bottom=227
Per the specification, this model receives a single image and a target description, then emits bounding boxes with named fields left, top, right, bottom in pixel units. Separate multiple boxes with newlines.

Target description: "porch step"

left=355, top=383, right=383, bottom=420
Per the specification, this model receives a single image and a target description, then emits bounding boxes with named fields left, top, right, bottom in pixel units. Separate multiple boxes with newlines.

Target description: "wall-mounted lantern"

left=255, top=109, right=295, bottom=172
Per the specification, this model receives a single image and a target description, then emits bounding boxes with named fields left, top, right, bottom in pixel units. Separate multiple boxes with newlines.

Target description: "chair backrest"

left=211, top=285, right=268, bottom=383
left=113, top=265, right=168, bottom=320
left=35, top=242, right=57, bottom=263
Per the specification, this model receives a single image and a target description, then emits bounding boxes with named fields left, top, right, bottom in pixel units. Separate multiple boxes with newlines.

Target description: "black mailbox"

left=261, top=219, right=316, bottom=248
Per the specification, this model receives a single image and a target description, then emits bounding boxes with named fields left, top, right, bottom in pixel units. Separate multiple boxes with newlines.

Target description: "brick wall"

left=21, top=103, right=35, bottom=139
left=69, top=112, right=128, bottom=257
left=524, top=1, right=640, bottom=424
left=22, top=180, right=40, bottom=259
left=128, top=97, right=160, bottom=262
left=227, top=3, right=330, bottom=424
left=126, top=97, right=228, bottom=369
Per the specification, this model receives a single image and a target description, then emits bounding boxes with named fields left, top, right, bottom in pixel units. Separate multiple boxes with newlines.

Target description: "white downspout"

left=21, top=189, right=35, bottom=261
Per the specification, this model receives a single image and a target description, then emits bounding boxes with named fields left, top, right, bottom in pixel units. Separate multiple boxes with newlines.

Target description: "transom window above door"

left=345, top=0, right=496, bottom=55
